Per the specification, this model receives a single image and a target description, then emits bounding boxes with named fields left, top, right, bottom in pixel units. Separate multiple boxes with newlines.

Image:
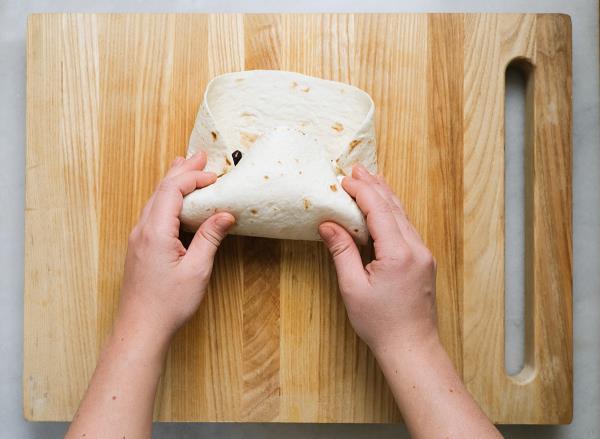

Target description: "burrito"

left=180, top=70, right=377, bottom=244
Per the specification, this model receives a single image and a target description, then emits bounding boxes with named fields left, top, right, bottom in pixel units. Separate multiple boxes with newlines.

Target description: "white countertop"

left=1, top=0, right=598, bottom=437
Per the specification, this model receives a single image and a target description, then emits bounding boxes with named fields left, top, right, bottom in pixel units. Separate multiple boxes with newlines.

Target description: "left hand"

left=116, top=151, right=235, bottom=342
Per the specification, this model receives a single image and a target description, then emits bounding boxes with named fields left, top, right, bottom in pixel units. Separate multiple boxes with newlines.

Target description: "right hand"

left=319, top=164, right=438, bottom=356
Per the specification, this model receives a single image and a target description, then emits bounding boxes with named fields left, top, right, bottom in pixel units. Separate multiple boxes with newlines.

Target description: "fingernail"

left=319, top=224, right=335, bottom=240
left=216, top=214, right=234, bottom=229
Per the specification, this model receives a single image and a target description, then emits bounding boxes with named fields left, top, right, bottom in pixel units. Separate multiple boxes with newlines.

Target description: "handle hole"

left=504, top=59, right=533, bottom=378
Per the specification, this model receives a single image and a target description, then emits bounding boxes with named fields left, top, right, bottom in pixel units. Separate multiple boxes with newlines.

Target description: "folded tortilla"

left=180, top=70, right=377, bottom=243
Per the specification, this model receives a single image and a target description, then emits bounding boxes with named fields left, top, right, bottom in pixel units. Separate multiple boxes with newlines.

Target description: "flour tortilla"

left=181, top=70, right=377, bottom=243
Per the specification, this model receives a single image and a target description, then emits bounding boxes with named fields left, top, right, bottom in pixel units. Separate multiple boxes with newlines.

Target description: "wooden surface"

left=24, top=13, right=572, bottom=424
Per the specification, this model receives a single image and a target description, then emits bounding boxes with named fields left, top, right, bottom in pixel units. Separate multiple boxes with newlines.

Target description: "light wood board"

left=24, top=13, right=572, bottom=423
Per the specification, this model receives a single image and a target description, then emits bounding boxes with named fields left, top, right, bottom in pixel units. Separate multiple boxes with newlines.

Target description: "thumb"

left=319, top=222, right=367, bottom=291
left=185, top=213, right=235, bottom=268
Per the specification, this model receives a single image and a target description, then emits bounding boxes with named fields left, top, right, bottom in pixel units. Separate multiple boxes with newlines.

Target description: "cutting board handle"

left=463, top=14, right=572, bottom=423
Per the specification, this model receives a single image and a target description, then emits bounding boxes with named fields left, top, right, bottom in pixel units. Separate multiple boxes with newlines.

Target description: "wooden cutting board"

left=24, top=13, right=572, bottom=424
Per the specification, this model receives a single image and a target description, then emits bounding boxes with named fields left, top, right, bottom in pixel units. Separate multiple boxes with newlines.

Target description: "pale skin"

left=66, top=151, right=502, bottom=439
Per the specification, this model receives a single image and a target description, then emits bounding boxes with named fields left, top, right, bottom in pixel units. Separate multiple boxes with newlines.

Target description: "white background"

left=1, top=0, right=597, bottom=437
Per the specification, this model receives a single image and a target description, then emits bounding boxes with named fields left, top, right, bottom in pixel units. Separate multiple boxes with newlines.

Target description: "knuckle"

left=330, top=239, right=351, bottom=258
left=128, top=226, right=140, bottom=244
left=200, top=227, right=223, bottom=248
left=417, top=248, right=435, bottom=268
left=140, top=225, right=156, bottom=244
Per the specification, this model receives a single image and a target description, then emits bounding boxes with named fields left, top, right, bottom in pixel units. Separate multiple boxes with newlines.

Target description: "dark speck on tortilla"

left=303, top=198, right=311, bottom=209
left=353, top=228, right=359, bottom=233
left=263, top=175, right=269, bottom=180
left=225, top=156, right=232, bottom=166
left=329, top=184, right=338, bottom=192
left=232, top=150, right=242, bottom=165
left=211, top=131, right=218, bottom=141
left=349, top=139, right=362, bottom=151
left=250, top=209, right=258, bottom=214
left=301, top=86, right=310, bottom=92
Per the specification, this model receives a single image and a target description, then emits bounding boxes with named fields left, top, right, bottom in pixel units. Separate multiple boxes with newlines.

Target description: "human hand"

left=116, top=151, right=235, bottom=342
left=319, top=164, right=437, bottom=356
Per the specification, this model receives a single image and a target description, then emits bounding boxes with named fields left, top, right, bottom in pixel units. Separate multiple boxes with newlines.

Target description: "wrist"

left=370, top=324, right=441, bottom=361
left=108, top=308, right=173, bottom=366
left=371, top=329, right=444, bottom=372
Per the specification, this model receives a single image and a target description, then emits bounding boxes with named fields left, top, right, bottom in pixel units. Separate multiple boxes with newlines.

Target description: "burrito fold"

left=180, top=70, right=377, bottom=244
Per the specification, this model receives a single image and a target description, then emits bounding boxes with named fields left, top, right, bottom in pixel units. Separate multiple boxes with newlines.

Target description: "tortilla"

left=180, top=70, right=377, bottom=243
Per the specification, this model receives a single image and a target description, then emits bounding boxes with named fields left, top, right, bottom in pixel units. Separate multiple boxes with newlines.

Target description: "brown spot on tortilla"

left=353, top=229, right=359, bottom=233
left=240, top=131, right=259, bottom=147
left=225, top=156, right=232, bottom=166
left=291, top=81, right=298, bottom=88
left=329, top=184, right=338, bottom=192
left=250, top=209, right=258, bottom=214
left=277, top=160, right=282, bottom=164
left=349, top=139, right=362, bottom=152
left=301, top=86, right=310, bottom=92
left=299, top=120, right=309, bottom=127
left=335, top=166, right=346, bottom=176
left=335, top=157, right=340, bottom=163
left=211, top=131, right=218, bottom=141
left=241, top=111, right=256, bottom=118
left=298, top=170, right=303, bottom=175
left=331, top=122, right=344, bottom=132
left=235, top=78, right=244, bottom=82
left=303, top=198, right=311, bottom=209
left=263, top=175, right=269, bottom=180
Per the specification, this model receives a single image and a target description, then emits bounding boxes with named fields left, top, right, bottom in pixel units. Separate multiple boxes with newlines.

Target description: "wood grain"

left=462, top=14, right=572, bottom=423
left=24, top=13, right=572, bottom=423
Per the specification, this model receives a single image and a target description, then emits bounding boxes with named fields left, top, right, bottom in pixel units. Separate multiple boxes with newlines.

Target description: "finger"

left=138, top=156, right=186, bottom=225
left=353, top=164, right=424, bottom=247
left=163, top=156, right=186, bottom=178
left=148, top=171, right=217, bottom=234
left=170, top=150, right=207, bottom=176
left=371, top=174, right=424, bottom=246
left=342, top=176, right=408, bottom=260
left=142, top=153, right=202, bottom=223
left=185, top=213, right=236, bottom=268
left=319, top=222, right=369, bottom=291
